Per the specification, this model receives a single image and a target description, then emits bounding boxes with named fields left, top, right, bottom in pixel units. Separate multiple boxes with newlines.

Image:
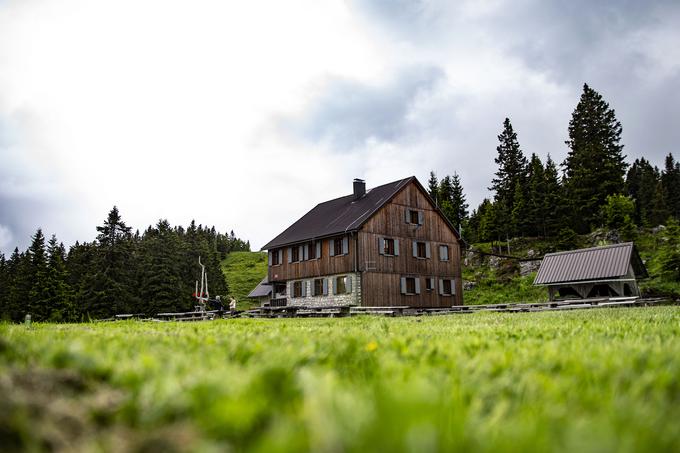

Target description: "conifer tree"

left=139, top=219, right=186, bottom=314
left=5, top=248, right=26, bottom=322
left=525, top=154, right=546, bottom=236
left=490, top=118, right=528, bottom=236
left=543, top=155, right=563, bottom=237
left=27, top=229, right=50, bottom=321
left=45, top=235, right=73, bottom=322
left=563, top=84, right=627, bottom=232
left=427, top=171, right=439, bottom=205
left=0, top=254, right=7, bottom=320
left=651, top=181, right=670, bottom=226
left=625, top=158, right=659, bottom=226
left=511, top=180, right=528, bottom=236
left=661, top=153, right=680, bottom=220
left=449, top=173, right=469, bottom=229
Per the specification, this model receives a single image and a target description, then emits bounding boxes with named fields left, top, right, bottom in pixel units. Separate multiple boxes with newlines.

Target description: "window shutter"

left=329, top=240, right=335, bottom=257
left=450, top=279, right=456, bottom=295
left=287, top=247, right=292, bottom=263
left=342, top=237, right=349, bottom=255
left=289, top=281, right=293, bottom=296
left=429, top=277, right=435, bottom=290
left=394, top=239, right=400, bottom=256
left=303, top=244, right=309, bottom=261
left=323, top=278, right=328, bottom=296
left=400, top=277, right=407, bottom=294
left=332, top=278, right=337, bottom=295
left=425, top=242, right=431, bottom=259
left=302, top=281, right=307, bottom=297
left=268, top=251, right=272, bottom=265
left=405, top=209, right=410, bottom=224
left=347, top=276, right=352, bottom=293
left=299, top=245, right=304, bottom=261
left=418, top=211, right=424, bottom=225
left=278, top=250, right=283, bottom=263
left=316, top=242, right=321, bottom=259
left=379, top=238, right=385, bottom=255
left=415, top=278, right=421, bottom=294
left=439, top=279, right=444, bottom=295
left=412, top=241, right=417, bottom=257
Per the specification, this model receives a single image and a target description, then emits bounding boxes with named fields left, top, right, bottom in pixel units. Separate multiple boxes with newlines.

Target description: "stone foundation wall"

left=287, top=272, right=361, bottom=307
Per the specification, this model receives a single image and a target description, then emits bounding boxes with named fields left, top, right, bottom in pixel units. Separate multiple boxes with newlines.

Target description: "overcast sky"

left=1, top=0, right=679, bottom=254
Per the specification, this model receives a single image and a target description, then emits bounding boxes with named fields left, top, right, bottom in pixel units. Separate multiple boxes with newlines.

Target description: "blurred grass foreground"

left=1, top=307, right=680, bottom=452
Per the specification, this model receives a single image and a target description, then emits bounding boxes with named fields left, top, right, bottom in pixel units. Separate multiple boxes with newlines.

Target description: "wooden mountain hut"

left=533, top=242, right=648, bottom=301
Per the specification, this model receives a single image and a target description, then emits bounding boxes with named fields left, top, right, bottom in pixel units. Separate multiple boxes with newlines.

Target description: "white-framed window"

left=313, top=278, right=328, bottom=296
left=291, top=280, right=307, bottom=298
left=405, top=209, right=424, bottom=225
left=412, top=241, right=431, bottom=259
left=439, top=245, right=449, bottom=261
left=333, top=275, right=353, bottom=295
left=438, top=278, right=456, bottom=296
left=268, top=249, right=283, bottom=266
left=329, top=236, right=349, bottom=257
left=379, top=237, right=400, bottom=256
left=400, top=276, right=421, bottom=295
left=425, top=277, right=435, bottom=291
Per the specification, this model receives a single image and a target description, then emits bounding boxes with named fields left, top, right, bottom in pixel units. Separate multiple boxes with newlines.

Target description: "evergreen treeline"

left=429, top=83, right=680, bottom=245
left=0, top=207, right=250, bottom=322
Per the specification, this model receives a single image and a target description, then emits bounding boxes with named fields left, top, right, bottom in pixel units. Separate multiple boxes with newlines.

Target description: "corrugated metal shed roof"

left=247, top=276, right=271, bottom=298
left=534, top=242, right=647, bottom=285
left=262, top=177, right=416, bottom=250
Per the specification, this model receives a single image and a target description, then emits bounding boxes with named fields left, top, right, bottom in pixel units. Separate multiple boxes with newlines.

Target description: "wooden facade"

left=266, top=178, right=463, bottom=308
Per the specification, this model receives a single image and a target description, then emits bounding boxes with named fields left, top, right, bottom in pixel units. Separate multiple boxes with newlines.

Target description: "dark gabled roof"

left=247, top=276, right=271, bottom=298
left=534, top=242, right=648, bottom=285
left=262, top=177, right=416, bottom=250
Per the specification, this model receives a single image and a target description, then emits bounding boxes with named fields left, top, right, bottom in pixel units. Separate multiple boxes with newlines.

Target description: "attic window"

left=405, top=209, right=423, bottom=225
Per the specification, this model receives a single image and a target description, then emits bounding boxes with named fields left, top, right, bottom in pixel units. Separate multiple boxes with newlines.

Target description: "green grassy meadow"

left=221, top=251, right=268, bottom=309
left=2, top=307, right=680, bottom=452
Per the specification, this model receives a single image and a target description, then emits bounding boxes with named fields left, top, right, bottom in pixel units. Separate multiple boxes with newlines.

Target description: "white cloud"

left=1, top=0, right=678, bottom=253
left=0, top=224, right=12, bottom=251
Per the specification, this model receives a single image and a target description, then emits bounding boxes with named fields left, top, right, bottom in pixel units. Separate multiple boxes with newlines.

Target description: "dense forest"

left=0, top=207, right=250, bottom=322
left=429, top=84, right=680, bottom=251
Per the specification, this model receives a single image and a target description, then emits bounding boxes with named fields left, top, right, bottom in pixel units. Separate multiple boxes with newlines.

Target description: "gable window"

left=313, top=278, right=328, bottom=296
left=400, top=276, right=421, bottom=295
left=439, top=278, right=455, bottom=296
left=379, top=238, right=399, bottom=256
left=405, top=209, right=424, bottom=225
left=412, top=241, right=431, bottom=259
left=439, top=245, right=449, bottom=261
left=330, top=236, right=349, bottom=257
left=333, top=275, right=352, bottom=295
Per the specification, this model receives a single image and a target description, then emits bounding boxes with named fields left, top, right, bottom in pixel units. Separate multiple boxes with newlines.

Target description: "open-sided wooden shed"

left=534, top=242, right=648, bottom=301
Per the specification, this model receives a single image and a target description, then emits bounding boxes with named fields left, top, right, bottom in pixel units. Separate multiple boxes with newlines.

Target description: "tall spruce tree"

left=490, top=118, right=528, bottom=236
left=45, top=236, right=73, bottom=322
left=563, top=84, right=627, bottom=233
left=543, top=155, right=563, bottom=237
left=626, top=158, right=660, bottom=226
left=525, top=153, right=546, bottom=236
left=662, top=153, right=680, bottom=220
left=449, top=173, right=469, bottom=230
left=427, top=171, right=439, bottom=205
left=5, top=248, right=26, bottom=322
left=25, top=229, right=50, bottom=321
left=0, top=254, right=7, bottom=320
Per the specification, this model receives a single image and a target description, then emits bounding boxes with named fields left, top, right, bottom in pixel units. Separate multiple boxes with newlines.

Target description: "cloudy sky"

left=1, top=0, right=679, bottom=254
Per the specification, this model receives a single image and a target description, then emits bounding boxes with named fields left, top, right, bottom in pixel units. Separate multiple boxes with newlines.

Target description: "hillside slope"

left=221, top=251, right=267, bottom=307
